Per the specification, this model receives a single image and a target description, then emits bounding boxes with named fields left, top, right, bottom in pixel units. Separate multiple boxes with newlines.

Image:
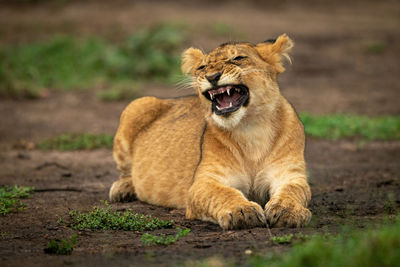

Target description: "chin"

left=210, top=107, right=247, bottom=130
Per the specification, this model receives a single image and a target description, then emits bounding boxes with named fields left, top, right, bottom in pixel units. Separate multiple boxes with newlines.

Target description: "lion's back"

left=130, top=95, right=205, bottom=208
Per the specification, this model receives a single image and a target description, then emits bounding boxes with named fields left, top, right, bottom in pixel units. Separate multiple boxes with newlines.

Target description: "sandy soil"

left=0, top=0, right=399, bottom=266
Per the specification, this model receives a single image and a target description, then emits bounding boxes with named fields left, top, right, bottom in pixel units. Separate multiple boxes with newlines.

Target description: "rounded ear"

left=181, top=47, right=204, bottom=75
left=255, top=34, right=294, bottom=73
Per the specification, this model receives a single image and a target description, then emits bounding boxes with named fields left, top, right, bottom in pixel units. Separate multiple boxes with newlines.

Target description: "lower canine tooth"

left=216, top=106, right=221, bottom=110
left=229, top=102, right=232, bottom=108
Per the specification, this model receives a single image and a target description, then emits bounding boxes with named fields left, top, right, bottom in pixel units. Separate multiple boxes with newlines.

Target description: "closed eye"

left=233, top=56, right=247, bottom=61
left=197, top=65, right=206, bottom=70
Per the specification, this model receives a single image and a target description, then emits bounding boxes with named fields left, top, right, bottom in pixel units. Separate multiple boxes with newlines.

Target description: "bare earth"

left=0, top=0, right=399, bottom=266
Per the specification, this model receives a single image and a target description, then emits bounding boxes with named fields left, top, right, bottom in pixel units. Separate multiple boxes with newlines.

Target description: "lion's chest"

left=221, top=163, right=270, bottom=202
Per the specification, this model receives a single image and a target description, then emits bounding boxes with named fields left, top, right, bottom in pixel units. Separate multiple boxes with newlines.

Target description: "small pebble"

left=245, top=249, right=252, bottom=255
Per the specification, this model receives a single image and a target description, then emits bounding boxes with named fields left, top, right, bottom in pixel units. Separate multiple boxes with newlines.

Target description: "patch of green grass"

left=44, top=234, right=77, bottom=255
left=212, top=22, right=235, bottom=36
left=270, top=234, right=294, bottom=244
left=121, top=23, right=187, bottom=83
left=250, top=216, right=400, bottom=267
left=97, top=81, right=142, bottom=101
left=37, top=133, right=113, bottom=151
left=300, top=114, right=400, bottom=140
left=141, top=228, right=190, bottom=246
left=365, top=42, right=387, bottom=54
left=0, top=37, right=108, bottom=98
left=0, top=185, right=34, bottom=215
left=0, top=23, right=188, bottom=99
left=68, top=202, right=174, bottom=231
left=270, top=233, right=310, bottom=245
left=208, top=22, right=244, bottom=39
left=0, top=233, right=8, bottom=238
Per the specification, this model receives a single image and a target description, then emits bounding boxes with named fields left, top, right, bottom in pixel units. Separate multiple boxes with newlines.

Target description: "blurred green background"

left=1, top=0, right=399, bottom=141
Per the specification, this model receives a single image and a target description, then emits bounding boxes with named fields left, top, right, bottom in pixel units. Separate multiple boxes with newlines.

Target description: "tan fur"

left=109, top=34, right=312, bottom=229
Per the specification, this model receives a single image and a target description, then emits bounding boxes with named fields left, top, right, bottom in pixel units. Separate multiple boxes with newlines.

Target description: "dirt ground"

left=1, top=0, right=400, bottom=266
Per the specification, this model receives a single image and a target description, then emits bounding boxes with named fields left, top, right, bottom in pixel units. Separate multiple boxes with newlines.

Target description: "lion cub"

left=109, top=34, right=311, bottom=229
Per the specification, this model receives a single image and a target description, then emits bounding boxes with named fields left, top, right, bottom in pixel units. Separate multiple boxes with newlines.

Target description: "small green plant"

left=37, top=133, right=113, bottom=151
left=57, top=216, right=63, bottom=225
left=68, top=202, right=174, bottom=231
left=270, top=234, right=294, bottom=244
left=300, top=113, right=400, bottom=140
left=141, top=228, right=190, bottom=246
left=0, top=233, right=8, bottom=238
left=44, top=234, right=77, bottom=255
left=0, top=185, right=34, bottom=215
left=271, top=233, right=311, bottom=245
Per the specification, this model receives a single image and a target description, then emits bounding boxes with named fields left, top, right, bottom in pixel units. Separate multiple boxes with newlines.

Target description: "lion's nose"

left=206, top=72, right=222, bottom=86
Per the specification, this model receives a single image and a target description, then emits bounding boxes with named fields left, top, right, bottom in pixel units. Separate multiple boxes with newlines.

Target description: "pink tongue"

left=216, top=92, right=241, bottom=108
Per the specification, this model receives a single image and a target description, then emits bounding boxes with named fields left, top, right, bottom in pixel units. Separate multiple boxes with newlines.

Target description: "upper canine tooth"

left=235, top=88, right=240, bottom=92
left=209, top=91, right=214, bottom=99
left=227, top=88, right=231, bottom=96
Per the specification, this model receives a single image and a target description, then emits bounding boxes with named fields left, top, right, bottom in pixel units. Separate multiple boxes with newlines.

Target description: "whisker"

left=175, top=76, right=195, bottom=92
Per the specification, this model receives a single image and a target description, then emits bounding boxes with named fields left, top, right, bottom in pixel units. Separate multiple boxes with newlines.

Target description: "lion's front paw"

left=217, top=201, right=266, bottom=230
left=265, top=198, right=311, bottom=228
left=109, top=178, right=136, bottom=202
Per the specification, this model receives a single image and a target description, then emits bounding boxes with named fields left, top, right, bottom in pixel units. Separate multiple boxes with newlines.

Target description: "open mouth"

left=202, top=84, right=249, bottom=115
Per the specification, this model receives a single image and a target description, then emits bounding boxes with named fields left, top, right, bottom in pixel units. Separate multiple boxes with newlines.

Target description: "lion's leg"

left=254, top=161, right=311, bottom=228
left=109, top=97, right=170, bottom=202
left=109, top=177, right=136, bottom=202
left=109, top=138, right=136, bottom=202
left=109, top=126, right=136, bottom=202
left=186, top=178, right=266, bottom=230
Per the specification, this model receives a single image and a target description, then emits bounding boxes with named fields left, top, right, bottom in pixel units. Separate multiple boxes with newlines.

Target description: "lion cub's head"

left=181, top=34, right=293, bottom=129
